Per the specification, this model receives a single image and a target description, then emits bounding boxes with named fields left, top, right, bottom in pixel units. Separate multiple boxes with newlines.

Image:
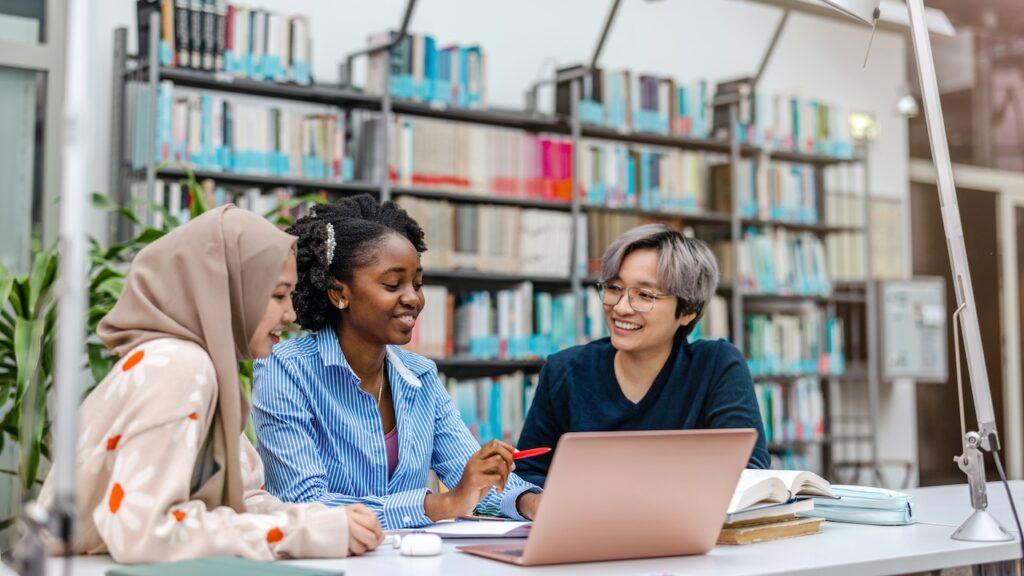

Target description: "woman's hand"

left=425, top=440, right=517, bottom=521
left=345, top=504, right=383, bottom=555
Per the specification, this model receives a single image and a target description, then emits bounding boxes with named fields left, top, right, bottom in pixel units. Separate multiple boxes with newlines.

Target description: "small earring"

left=337, top=302, right=347, bottom=310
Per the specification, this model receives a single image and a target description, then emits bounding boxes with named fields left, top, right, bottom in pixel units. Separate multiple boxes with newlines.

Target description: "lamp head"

left=819, top=0, right=881, bottom=25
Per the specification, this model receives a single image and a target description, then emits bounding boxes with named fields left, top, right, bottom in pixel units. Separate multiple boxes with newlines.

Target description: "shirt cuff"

left=500, top=484, right=541, bottom=521
left=382, top=487, right=432, bottom=530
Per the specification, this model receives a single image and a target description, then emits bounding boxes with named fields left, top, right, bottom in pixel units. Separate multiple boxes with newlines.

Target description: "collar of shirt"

left=312, top=325, right=424, bottom=392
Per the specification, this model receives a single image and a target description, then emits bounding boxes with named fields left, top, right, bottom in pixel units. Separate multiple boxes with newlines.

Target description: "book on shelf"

left=555, top=65, right=711, bottom=137
left=579, top=140, right=715, bottom=214
left=137, top=1, right=312, bottom=84
left=387, top=115, right=573, bottom=201
left=744, top=310, right=845, bottom=376
left=367, top=30, right=485, bottom=109
left=748, top=89, right=854, bottom=157
left=689, top=294, right=729, bottom=341
left=728, top=468, right=835, bottom=515
left=405, top=283, right=577, bottom=361
left=714, top=229, right=831, bottom=296
left=444, top=371, right=537, bottom=445
left=128, top=178, right=322, bottom=231
left=717, top=516, right=823, bottom=545
left=755, top=378, right=826, bottom=446
left=709, top=161, right=819, bottom=225
left=771, top=452, right=814, bottom=472
left=585, top=212, right=707, bottom=277
left=127, top=80, right=358, bottom=182
left=396, top=196, right=574, bottom=279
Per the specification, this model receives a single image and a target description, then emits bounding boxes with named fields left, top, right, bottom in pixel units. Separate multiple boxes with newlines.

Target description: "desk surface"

left=47, top=482, right=1024, bottom=576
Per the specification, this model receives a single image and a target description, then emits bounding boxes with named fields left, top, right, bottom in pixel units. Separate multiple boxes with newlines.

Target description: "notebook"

left=728, top=469, right=835, bottom=514
left=724, top=498, right=815, bottom=526
left=106, top=557, right=343, bottom=576
left=422, top=520, right=532, bottom=539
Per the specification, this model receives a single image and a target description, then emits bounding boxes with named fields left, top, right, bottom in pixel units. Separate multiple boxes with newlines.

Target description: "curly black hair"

left=287, top=194, right=427, bottom=331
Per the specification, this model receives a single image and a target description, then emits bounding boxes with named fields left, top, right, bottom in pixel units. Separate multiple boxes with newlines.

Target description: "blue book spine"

left=422, top=35, right=437, bottom=102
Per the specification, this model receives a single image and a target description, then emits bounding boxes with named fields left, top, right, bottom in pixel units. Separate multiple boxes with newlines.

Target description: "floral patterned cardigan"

left=39, top=338, right=352, bottom=564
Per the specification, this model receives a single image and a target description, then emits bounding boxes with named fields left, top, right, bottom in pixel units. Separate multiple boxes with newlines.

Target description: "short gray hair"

left=600, top=223, right=719, bottom=320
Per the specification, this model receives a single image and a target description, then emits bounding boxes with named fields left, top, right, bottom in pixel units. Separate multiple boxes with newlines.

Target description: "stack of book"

left=396, top=196, right=574, bottom=278
left=689, top=294, right=730, bottom=342
left=137, top=0, right=313, bottom=84
left=128, top=81, right=354, bottom=182
left=715, top=229, right=831, bottom=296
left=745, top=310, right=845, bottom=377
left=578, top=141, right=714, bottom=214
left=555, top=66, right=711, bottom=137
left=404, top=283, right=577, bottom=361
left=754, top=378, right=826, bottom=446
left=720, top=469, right=834, bottom=545
left=129, top=178, right=322, bottom=230
left=445, top=372, right=538, bottom=445
left=825, top=189, right=867, bottom=281
left=389, top=116, right=573, bottom=201
left=367, top=31, right=486, bottom=109
left=746, top=92, right=855, bottom=157
left=585, top=212, right=704, bottom=277
left=709, top=161, right=819, bottom=225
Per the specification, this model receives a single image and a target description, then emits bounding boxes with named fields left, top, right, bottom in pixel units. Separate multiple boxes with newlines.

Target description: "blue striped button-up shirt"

left=252, top=326, right=539, bottom=529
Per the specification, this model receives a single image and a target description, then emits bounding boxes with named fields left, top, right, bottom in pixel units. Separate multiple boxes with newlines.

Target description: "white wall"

left=83, top=0, right=917, bottom=481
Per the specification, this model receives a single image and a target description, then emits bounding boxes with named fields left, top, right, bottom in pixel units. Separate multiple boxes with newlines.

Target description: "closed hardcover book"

left=717, top=516, right=823, bottom=545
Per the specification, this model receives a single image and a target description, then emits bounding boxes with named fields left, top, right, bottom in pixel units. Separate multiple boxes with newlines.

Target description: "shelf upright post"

left=861, top=142, right=882, bottom=485
left=109, top=27, right=128, bottom=243
left=380, top=0, right=418, bottom=203
left=144, top=11, right=160, bottom=219
left=728, top=101, right=745, bottom=352
left=569, top=78, right=585, bottom=343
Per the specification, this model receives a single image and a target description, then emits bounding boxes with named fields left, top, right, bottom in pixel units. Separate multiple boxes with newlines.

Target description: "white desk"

left=47, top=482, right=1024, bottom=576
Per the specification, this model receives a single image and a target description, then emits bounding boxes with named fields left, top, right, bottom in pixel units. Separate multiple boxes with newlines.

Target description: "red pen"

left=512, top=447, right=552, bottom=460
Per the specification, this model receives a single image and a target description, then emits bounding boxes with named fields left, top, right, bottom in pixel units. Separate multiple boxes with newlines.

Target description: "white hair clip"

left=323, top=223, right=336, bottom=267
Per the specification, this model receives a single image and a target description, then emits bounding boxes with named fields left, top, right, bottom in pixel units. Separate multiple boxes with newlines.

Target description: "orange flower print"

left=154, top=506, right=200, bottom=545
left=93, top=451, right=156, bottom=552
left=104, top=343, right=172, bottom=400
left=172, top=391, right=205, bottom=449
left=237, top=512, right=289, bottom=547
left=87, top=414, right=136, bottom=474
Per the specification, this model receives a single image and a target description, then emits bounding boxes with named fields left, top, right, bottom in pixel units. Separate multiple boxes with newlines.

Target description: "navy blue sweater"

left=515, top=337, right=770, bottom=487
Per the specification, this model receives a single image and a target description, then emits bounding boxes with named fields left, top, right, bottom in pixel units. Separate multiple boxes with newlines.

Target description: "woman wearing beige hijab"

left=39, top=205, right=382, bottom=563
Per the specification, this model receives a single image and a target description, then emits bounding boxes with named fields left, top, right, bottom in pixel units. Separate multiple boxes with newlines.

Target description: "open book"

left=728, top=469, right=835, bottom=514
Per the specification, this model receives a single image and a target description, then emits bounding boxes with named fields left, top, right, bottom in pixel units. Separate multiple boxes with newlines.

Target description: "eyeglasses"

left=596, top=282, right=674, bottom=313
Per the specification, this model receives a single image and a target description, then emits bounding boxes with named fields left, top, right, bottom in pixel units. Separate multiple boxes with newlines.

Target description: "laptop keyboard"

left=495, top=548, right=525, bottom=557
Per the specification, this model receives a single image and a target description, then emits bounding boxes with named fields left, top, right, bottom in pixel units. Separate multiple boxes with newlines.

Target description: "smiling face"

left=248, top=253, right=298, bottom=358
left=603, top=248, right=695, bottom=354
left=331, top=232, right=425, bottom=346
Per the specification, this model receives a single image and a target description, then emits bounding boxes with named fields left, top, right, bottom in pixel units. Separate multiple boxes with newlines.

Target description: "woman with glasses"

left=515, top=224, right=770, bottom=487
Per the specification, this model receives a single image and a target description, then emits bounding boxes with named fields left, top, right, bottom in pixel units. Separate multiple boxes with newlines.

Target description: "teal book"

left=106, top=557, right=343, bottom=576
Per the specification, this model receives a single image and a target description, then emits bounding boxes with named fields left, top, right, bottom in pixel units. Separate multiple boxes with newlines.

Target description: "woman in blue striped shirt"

left=252, top=195, right=541, bottom=530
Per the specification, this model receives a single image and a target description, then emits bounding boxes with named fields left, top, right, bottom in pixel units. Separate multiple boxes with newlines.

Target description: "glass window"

left=0, top=65, right=45, bottom=274
left=0, top=0, right=45, bottom=43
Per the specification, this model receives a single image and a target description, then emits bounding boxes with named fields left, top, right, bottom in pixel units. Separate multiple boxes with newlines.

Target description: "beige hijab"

left=98, top=205, right=295, bottom=512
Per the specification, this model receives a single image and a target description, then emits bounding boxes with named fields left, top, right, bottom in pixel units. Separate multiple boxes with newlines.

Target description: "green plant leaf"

left=20, top=364, right=46, bottom=490
left=182, top=170, right=208, bottom=218
left=13, top=318, right=43, bottom=406
left=92, top=192, right=140, bottom=226
left=27, top=249, right=57, bottom=318
left=0, top=261, right=13, bottom=311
